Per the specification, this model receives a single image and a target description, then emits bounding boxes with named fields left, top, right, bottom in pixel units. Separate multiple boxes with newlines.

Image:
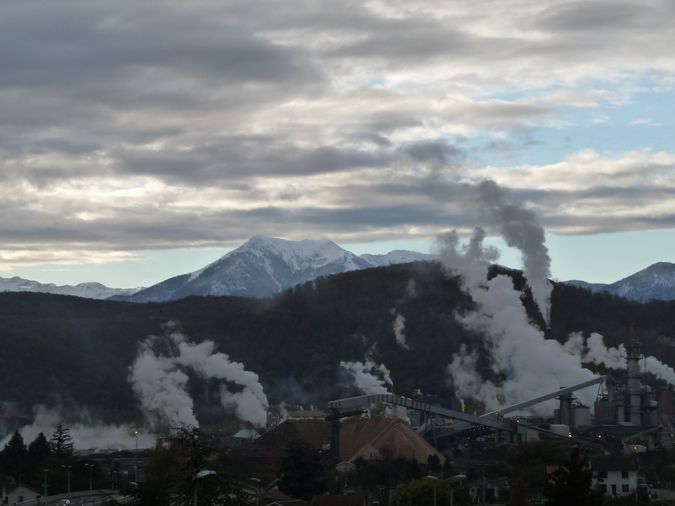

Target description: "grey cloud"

left=4, top=175, right=675, bottom=254
left=0, top=2, right=321, bottom=90
left=328, top=22, right=474, bottom=62
left=2, top=0, right=675, bottom=258
left=111, top=139, right=391, bottom=181
left=400, top=140, right=466, bottom=166
left=539, top=2, right=654, bottom=33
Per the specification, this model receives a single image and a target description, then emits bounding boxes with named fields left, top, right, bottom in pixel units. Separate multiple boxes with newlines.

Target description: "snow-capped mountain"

left=124, top=236, right=433, bottom=302
left=565, top=262, right=675, bottom=302
left=361, top=250, right=436, bottom=266
left=0, top=276, right=143, bottom=299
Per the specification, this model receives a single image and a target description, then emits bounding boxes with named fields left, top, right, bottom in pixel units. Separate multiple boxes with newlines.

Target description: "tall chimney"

left=626, top=340, right=643, bottom=425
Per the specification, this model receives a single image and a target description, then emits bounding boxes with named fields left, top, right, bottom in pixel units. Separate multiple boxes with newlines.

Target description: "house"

left=592, top=456, right=639, bottom=498
left=1, top=484, right=42, bottom=505
left=229, top=428, right=261, bottom=447
left=468, top=477, right=510, bottom=504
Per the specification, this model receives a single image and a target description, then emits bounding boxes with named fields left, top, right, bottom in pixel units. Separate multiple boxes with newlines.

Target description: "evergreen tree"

left=0, top=430, right=27, bottom=476
left=28, top=432, right=51, bottom=457
left=3, top=430, right=26, bottom=456
left=543, top=449, right=602, bottom=506
left=49, top=424, right=74, bottom=455
left=427, top=454, right=441, bottom=474
left=142, top=426, right=247, bottom=506
left=278, top=443, right=326, bottom=500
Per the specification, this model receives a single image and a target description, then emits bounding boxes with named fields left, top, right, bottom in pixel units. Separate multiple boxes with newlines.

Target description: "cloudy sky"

left=3, top=0, right=675, bottom=287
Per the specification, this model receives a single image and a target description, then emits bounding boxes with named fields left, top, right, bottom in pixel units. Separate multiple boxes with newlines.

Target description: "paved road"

left=23, top=490, right=135, bottom=506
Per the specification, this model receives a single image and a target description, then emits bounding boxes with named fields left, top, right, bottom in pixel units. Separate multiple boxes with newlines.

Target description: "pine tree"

left=543, top=449, right=602, bottom=506
left=0, top=430, right=27, bottom=475
left=49, top=424, right=74, bottom=455
left=28, top=432, right=51, bottom=456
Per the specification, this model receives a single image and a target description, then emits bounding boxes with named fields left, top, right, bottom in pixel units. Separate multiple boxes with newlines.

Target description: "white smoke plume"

left=476, top=180, right=553, bottom=325
left=442, top=229, right=598, bottom=413
left=0, top=405, right=155, bottom=450
left=582, top=333, right=626, bottom=369
left=129, top=322, right=269, bottom=428
left=129, top=340, right=197, bottom=428
left=566, top=332, right=675, bottom=385
left=644, top=357, right=675, bottom=385
left=391, top=312, right=409, bottom=349
left=455, top=390, right=466, bottom=413
left=340, top=360, right=393, bottom=395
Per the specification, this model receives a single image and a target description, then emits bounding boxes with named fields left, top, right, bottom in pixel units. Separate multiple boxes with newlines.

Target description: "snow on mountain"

left=126, top=236, right=433, bottom=302
left=564, top=262, right=675, bottom=302
left=0, top=276, right=143, bottom=299
left=361, top=250, right=435, bottom=267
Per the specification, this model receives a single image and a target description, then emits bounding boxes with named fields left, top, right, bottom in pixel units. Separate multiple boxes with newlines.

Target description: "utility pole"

left=84, top=463, right=93, bottom=495
left=425, top=475, right=438, bottom=506
left=61, top=465, right=72, bottom=494
left=133, top=430, right=139, bottom=484
left=43, top=469, right=49, bottom=498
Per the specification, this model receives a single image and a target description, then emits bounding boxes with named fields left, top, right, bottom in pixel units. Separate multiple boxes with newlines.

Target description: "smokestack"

left=626, top=340, right=643, bottom=425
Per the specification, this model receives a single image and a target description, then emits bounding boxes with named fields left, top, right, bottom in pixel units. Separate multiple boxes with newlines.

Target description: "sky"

left=2, top=0, right=675, bottom=288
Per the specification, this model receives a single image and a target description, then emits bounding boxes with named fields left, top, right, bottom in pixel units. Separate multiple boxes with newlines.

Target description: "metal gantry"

left=328, top=376, right=605, bottom=442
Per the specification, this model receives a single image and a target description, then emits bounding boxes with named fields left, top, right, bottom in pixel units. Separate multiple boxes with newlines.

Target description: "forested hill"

left=1, top=261, right=675, bottom=424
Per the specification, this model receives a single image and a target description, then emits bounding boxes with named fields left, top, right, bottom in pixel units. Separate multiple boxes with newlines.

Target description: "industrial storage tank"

left=594, top=399, right=615, bottom=424
left=574, top=405, right=591, bottom=429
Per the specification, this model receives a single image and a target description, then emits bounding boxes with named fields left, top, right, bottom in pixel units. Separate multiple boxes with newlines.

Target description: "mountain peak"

left=0, top=276, right=142, bottom=299
left=126, top=236, right=433, bottom=302
left=565, top=261, right=675, bottom=303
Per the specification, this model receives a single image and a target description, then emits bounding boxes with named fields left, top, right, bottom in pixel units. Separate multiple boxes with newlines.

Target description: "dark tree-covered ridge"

left=1, top=262, right=674, bottom=424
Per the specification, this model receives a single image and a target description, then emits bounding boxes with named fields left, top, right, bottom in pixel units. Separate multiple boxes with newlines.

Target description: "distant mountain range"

left=119, top=236, right=434, bottom=302
left=5, top=236, right=675, bottom=304
left=0, top=276, right=142, bottom=300
left=564, top=262, right=675, bottom=302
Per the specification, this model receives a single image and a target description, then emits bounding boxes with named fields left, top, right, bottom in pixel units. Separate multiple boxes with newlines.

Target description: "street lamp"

left=133, top=430, right=139, bottom=484
left=43, top=469, right=49, bottom=498
left=425, top=475, right=439, bottom=506
left=61, top=465, right=72, bottom=494
left=447, top=474, right=467, bottom=506
left=250, top=477, right=262, bottom=506
left=192, top=470, right=216, bottom=506
left=84, top=464, right=93, bottom=495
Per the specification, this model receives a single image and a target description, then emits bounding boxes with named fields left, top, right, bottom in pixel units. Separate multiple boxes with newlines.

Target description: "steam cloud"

left=476, top=180, right=553, bottom=325
left=391, top=312, right=409, bottom=349
left=129, top=322, right=269, bottom=428
left=0, top=405, right=155, bottom=450
left=567, top=332, right=675, bottom=385
left=340, top=360, right=393, bottom=395
left=442, top=228, right=597, bottom=412
left=442, top=222, right=675, bottom=414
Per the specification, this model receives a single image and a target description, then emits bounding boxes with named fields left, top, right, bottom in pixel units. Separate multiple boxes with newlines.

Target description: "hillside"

left=2, top=262, right=675, bottom=426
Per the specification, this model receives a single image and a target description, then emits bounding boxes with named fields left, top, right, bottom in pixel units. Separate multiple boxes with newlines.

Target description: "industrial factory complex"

left=328, top=339, right=672, bottom=449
